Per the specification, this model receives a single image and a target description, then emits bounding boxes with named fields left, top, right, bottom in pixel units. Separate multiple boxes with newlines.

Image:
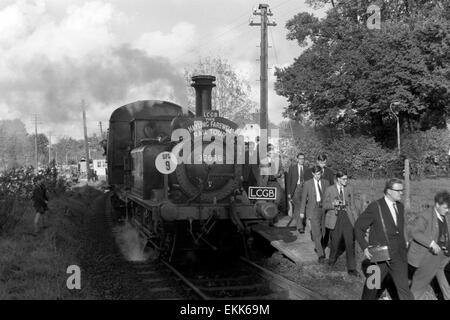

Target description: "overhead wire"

left=171, top=0, right=301, bottom=63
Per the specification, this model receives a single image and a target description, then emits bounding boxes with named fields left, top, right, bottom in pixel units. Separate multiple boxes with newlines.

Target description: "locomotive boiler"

left=107, top=75, right=279, bottom=260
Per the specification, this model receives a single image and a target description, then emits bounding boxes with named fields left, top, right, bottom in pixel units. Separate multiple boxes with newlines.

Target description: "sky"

left=0, top=0, right=328, bottom=141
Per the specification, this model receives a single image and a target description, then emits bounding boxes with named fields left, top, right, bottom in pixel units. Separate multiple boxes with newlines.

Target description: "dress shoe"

left=298, top=229, right=305, bottom=234
left=318, top=256, right=325, bottom=264
left=348, top=270, right=360, bottom=277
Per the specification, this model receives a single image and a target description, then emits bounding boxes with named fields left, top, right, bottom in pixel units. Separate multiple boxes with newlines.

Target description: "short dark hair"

left=384, top=178, right=403, bottom=194
left=311, top=165, right=322, bottom=174
left=296, top=152, right=305, bottom=158
left=317, top=153, right=327, bottom=161
left=335, top=170, right=347, bottom=179
left=435, top=191, right=450, bottom=206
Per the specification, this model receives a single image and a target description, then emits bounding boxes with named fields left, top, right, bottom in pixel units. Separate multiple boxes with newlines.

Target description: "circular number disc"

left=155, top=151, right=177, bottom=174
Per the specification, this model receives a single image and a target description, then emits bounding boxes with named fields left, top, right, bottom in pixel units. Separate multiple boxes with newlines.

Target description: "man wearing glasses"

left=408, top=191, right=450, bottom=299
left=354, top=178, right=414, bottom=300
left=323, top=170, right=358, bottom=276
left=299, top=165, right=330, bottom=263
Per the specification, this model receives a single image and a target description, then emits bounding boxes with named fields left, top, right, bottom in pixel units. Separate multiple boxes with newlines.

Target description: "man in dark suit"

left=305, top=153, right=335, bottom=248
left=354, top=178, right=414, bottom=300
left=32, top=175, right=49, bottom=234
left=299, top=165, right=330, bottom=263
left=408, top=191, right=450, bottom=299
left=304, top=153, right=334, bottom=186
left=286, top=152, right=306, bottom=233
left=323, top=170, right=358, bottom=276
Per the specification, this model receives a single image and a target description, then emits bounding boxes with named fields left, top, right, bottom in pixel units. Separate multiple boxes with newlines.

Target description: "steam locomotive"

left=107, top=75, right=280, bottom=260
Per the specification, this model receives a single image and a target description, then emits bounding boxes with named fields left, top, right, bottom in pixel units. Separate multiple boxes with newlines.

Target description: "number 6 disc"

left=155, top=151, right=177, bottom=174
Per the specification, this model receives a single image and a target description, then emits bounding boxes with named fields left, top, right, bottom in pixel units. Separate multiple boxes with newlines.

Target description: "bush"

left=325, top=135, right=395, bottom=178
left=401, top=127, right=450, bottom=178
left=279, top=126, right=449, bottom=179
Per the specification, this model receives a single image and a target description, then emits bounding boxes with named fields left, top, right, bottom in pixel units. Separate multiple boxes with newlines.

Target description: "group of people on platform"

left=272, top=151, right=450, bottom=300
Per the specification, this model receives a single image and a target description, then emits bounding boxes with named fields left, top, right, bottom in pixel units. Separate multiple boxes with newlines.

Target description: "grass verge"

left=0, top=190, right=94, bottom=299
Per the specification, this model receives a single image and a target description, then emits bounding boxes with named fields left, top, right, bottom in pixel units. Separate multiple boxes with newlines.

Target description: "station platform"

left=251, top=216, right=327, bottom=265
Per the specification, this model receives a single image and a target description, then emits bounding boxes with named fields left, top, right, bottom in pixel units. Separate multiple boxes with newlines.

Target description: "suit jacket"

left=299, top=178, right=330, bottom=220
left=304, top=166, right=335, bottom=186
left=32, top=183, right=48, bottom=211
left=354, top=198, right=409, bottom=262
left=323, top=184, right=357, bottom=226
left=286, top=163, right=306, bottom=196
left=408, top=210, right=450, bottom=268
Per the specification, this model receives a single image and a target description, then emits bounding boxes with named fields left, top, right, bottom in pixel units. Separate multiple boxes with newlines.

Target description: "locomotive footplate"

left=120, top=190, right=262, bottom=221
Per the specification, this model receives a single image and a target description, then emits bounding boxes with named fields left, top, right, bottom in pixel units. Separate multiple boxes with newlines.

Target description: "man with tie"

left=354, top=178, right=414, bottom=300
left=299, top=165, right=330, bottom=263
left=304, top=153, right=335, bottom=186
left=323, top=170, right=358, bottom=276
left=287, top=152, right=307, bottom=233
left=408, top=191, right=450, bottom=299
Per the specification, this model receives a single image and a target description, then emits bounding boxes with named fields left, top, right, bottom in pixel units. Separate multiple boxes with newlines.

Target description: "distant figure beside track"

left=32, top=176, right=49, bottom=234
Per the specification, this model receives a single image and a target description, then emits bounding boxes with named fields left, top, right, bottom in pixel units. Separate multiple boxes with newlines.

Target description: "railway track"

left=161, top=254, right=325, bottom=300
left=105, top=192, right=325, bottom=300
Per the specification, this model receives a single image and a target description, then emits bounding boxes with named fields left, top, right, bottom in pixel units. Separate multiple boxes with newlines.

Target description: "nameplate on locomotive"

left=203, top=110, right=219, bottom=118
left=248, top=187, right=277, bottom=200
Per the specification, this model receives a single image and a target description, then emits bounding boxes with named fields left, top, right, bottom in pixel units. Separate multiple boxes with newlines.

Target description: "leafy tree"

left=184, top=57, right=258, bottom=127
left=28, top=133, right=50, bottom=166
left=0, top=120, right=32, bottom=169
left=275, top=0, right=450, bottom=146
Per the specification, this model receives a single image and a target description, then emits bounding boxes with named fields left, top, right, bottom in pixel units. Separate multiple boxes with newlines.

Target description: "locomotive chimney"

left=191, top=75, right=216, bottom=117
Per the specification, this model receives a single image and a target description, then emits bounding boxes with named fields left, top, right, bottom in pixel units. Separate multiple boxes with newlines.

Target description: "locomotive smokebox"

left=191, top=75, right=216, bottom=117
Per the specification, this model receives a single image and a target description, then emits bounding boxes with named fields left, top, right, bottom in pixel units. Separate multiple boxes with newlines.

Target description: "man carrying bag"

left=354, top=178, right=414, bottom=300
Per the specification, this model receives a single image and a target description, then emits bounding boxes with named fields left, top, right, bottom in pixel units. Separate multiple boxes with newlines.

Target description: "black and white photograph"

left=0, top=0, right=449, bottom=307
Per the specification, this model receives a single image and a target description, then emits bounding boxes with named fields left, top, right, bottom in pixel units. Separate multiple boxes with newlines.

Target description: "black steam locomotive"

left=107, top=75, right=279, bottom=260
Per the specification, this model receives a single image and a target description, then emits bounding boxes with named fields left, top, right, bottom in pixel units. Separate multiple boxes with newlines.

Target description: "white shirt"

left=384, top=196, right=398, bottom=226
left=436, top=208, right=444, bottom=223
left=314, top=179, right=322, bottom=202
left=430, top=209, right=444, bottom=248
left=297, top=164, right=304, bottom=185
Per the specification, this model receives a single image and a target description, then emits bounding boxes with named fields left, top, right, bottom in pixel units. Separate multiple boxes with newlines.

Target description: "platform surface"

left=252, top=216, right=326, bottom=265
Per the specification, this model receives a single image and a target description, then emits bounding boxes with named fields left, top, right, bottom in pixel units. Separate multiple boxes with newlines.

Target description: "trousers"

left=329, top=211, right=356, bottom=271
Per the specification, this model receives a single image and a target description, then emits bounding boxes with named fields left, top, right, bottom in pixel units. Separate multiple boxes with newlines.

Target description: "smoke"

left=0, top=1, right=188, bottom=135
left=113, top=221, right=157, bottom=262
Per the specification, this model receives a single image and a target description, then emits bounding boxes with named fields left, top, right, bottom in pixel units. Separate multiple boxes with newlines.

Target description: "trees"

left=275, top=0, right=450, bottom=145
left=184, top=57, right=258, bottom=127
left=27, top=133, right=49, bottom=167
left=0, top=120, right=31, bottom=170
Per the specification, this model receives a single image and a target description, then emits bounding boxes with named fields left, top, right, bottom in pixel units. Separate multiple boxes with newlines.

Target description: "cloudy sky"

left=0, top=0, right=328, bottom=140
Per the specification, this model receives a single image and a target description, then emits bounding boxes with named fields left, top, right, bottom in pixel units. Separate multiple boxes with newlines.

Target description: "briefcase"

left=368, top=245, right=390, bottom=263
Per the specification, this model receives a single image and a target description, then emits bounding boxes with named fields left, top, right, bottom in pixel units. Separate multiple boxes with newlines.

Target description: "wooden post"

left=404, top=158, right=411, bottom=211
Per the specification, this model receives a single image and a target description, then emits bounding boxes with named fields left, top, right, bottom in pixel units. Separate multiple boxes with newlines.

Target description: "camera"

left=334, top=200, right=347, bottom=213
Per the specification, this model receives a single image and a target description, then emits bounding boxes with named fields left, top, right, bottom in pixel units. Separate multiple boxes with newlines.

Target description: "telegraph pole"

left=250, top=4, right=276, bottom=131
left=32, top=114, right=41, bottom=171
left=99, top=121, right=103, bottom=139
left=48, top=131, right=52, bottom=165
left=82, top=100, right=91, bottom=181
